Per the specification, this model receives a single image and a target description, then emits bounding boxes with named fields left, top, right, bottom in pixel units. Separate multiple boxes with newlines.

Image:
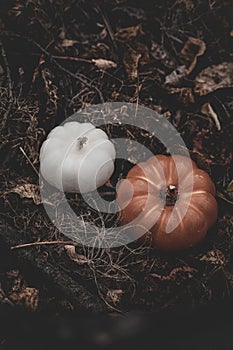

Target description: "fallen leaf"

left=164, top=65, right=187, bottom=86
left=180, top=37, right=206, bottom=74
left=167, top=87, right=195, bottom=105
left=150, top=266, right=197, bottom=282
left=151, top=42, right=177, bottom=70
left=194, top=62, right=233, bottom=96
left=114, top=24, right=144, bottom=42
left=133, top=41, right=150, bottom=65
left=61, top=39, right=78, bottom=48
left=92, top=58, right=117, bottom=70
left=106, top=289, right=123, bottom=305
left=4, top=184, right=42, bottom=205
left=65, top=245, right=90, bottom=265
left=199, top=249, right=226, bottom=266
left=123, top=46, right=141, bottom=80
left=9, top=287, right=39, bottom=311
left=201, top=103, right=221, bottom=131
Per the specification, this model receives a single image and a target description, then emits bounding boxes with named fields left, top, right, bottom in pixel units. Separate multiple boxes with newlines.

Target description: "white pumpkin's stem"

left=77, top=136, right=88, bottom=150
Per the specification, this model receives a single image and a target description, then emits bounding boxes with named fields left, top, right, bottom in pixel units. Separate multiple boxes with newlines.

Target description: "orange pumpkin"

left=116, top=155, right=218, bottom=252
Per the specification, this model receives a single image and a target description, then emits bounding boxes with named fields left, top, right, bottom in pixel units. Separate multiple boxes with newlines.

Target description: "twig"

left=97, top=5, right=118, bottom=55
left=19, top=146, right=39, bottom=176
left=11, top=240, right=75, bottom=250
left=41, top=54, right=92, bottom=63
left=0, top=39, right=13, bottom=129
left=0, top=39, right=13, bottom=99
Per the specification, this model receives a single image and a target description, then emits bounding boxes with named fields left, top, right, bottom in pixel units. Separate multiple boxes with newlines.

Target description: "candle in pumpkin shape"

left=40, top=122, right=116, bottom=193
left=116, top=155, right=218, bottom=252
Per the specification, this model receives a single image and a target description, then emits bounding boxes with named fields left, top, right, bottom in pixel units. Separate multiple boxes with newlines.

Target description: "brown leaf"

left=151, top=42, right=177, bottom=70
left=61, top=39, right=78, bottom=48
left=150, top=266, right=197, bottom=282
left=92, top=58, right=117, bottom=70
left=165, top=65, right=187, bottom=86
left=106, top=289, right=123, bottom=305
left=114, top=24, right=144, bottom=42
left=167, top=87, right=195, bottom=105
left=123, top=46, right=141, bottom=80
left=65, top=245, right=90, bottom=265
left=180, top=37, right=206, bottom=74
left=164, top=37, right=206, bottom=86
left=133, top=41, right=150, bottom=65
left=195, top=62, right=233, bottom=96
left=4, top=183, right=42, bottom=205
left=199, top=249, right=226, bottom=266
left=9, top=287, right=39, bottom=311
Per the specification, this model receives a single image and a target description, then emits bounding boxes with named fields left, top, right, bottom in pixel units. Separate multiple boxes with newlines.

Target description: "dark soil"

left=0, top=0, right=233, bottom=344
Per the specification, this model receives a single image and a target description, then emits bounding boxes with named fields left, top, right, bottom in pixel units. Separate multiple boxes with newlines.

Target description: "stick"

left=11, top=240, right=75, bottom=250
left=0, top=39, right=13, bottom=130
left=19, top=147, right=39, bottom=177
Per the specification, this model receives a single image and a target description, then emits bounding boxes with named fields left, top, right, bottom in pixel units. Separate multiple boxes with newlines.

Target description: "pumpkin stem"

left=160, top=184, right=179, bottom=206
left=77, top=136, right=88, bottom=150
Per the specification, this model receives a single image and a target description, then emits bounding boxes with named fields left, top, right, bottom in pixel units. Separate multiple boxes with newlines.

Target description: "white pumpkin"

left=40, top=121, right=116, bottom=193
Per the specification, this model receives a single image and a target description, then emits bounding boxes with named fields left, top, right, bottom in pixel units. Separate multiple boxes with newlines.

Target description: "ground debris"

left=106, top=289, right=123, bottom=305
left=9, top=287, right=39, bottom=311
left=180, top=36, right=206, bottom=74
left=123, top=46, right=141, bottom=80
left=149, top=266, right=198, bottom=284
left=165, top=65, right=187, bottom=86
left=201, top=103, right=221, bottom=131
left=65, top=245, right=92, bottom=265
left=150, top=42, right=177, bottom=70
left=114, top=24, right=144, bottom=42
left=92, top=58, right=117, bottom=70
left=3, top=183, right=42, bottom=205
left=195, top=62, right=233, bottom=96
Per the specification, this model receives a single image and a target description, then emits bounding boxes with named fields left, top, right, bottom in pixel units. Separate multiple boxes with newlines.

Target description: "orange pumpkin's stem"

left=160, top=184, right=179, bottom=206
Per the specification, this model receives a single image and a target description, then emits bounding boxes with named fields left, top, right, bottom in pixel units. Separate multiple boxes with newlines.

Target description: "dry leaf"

left=165, top=37, right=206, bottom=85
left=92, top=58, right=117, bottom=70
left=167, top=87, right=195, bottom=105
left=9, top=287, right=39, bottom=311
left=180, top=37, right=206, bottom=74
left=199, top=249, right=226, bottom=266
left=106, top=289, right=123, bottom=305
left=195, top=62, right=233, bottom=96
left=165, top=65, right=187, bottom=86
left=114, top=24, right=144, bottom=42
left=65, top=245, right=90, bottom=265
left=133, top=41, right=150, bottom=65
left=201, top=103, right=221, bottom=131
left=61, top=39, right=78, bottom=47
left=123, top=46, right=141, bottom=80
left=151, top=42, right=177, bottom=70
left=4, top=183, right=42, bottom=205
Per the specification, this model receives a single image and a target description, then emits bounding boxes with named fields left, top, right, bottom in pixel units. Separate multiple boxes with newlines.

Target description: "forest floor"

left=0, top=0, right=233, bottom=336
